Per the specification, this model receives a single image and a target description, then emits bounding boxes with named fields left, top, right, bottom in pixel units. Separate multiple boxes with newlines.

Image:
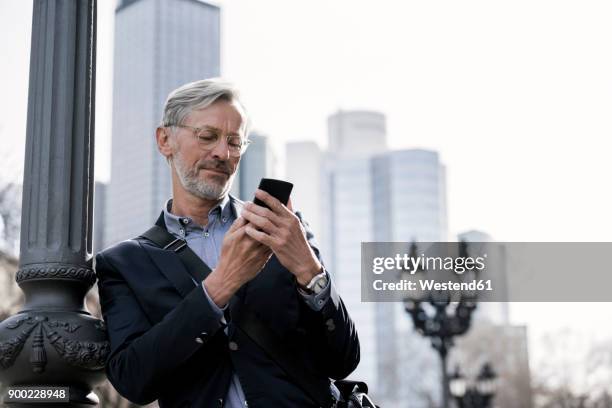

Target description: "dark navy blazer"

left=95, top=197, right=360, bottom=408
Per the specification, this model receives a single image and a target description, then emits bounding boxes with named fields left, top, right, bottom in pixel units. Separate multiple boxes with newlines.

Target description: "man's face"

left=170, top=99, right=245, bottom=200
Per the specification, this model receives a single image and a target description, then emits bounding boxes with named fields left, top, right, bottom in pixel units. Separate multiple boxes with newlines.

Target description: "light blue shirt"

left=163, top=197, right=331, bottom=407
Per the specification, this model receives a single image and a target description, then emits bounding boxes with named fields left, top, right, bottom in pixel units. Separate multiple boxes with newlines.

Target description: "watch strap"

left=297, top=266, right=328, bottom=295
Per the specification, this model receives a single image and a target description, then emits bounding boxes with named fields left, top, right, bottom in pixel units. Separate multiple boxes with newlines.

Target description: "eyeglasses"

left=167, top=124, right=251, bottom=157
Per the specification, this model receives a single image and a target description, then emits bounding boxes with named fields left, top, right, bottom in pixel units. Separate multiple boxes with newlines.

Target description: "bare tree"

left=0, top=182, right=21, bottom=257
left=0, top=250, right=22, bottom=404
left=530, top=328, right=612, bottom=408
left=0, top=250, right=21, bottom=320
left=453, top=321, right=534, bottom=408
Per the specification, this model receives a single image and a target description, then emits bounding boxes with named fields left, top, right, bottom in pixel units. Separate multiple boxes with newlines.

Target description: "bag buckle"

left=163, top=237, right=187, bottom=252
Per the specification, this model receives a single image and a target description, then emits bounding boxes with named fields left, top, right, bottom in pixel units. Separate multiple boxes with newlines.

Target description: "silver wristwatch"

left=299, top=266, right=329, bottom=295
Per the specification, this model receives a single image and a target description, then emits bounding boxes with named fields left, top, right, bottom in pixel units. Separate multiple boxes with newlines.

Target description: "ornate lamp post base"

left=0, top=311, right=108, bottom=405
left=0, top=0, right=109, bottom=404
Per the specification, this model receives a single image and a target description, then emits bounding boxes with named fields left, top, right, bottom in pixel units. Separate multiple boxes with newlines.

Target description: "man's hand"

left=204, top=216, right=272, bottom=307
left=242, top=189, right=322, bottom=287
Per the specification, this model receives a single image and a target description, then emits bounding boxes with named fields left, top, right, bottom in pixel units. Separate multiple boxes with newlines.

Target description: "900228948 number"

left=4, top=387, right=69, bottom=402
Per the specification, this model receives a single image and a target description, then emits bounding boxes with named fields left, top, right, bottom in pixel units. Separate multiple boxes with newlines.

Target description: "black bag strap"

left=137, top=225, right=334, bottom=408
left=139, top=225, right=212, bottom=283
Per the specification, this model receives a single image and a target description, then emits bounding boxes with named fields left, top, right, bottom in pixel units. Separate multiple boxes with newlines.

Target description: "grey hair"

left=160, top=77, right=251, bottom=137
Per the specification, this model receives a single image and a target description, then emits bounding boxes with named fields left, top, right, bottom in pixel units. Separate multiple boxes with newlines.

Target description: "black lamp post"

left=449, top=366, right=467, bottom=407
left=0, top=1, right=109, bottom=405
left=450, top=364, right=498, bottom=408
left=403, top=242, right=478, bottom=408
left=476, top=363, right=497, bottom=405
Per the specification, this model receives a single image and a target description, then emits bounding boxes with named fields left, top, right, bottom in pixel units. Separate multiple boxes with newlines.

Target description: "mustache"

left=197, top=160, right=232, bottom=175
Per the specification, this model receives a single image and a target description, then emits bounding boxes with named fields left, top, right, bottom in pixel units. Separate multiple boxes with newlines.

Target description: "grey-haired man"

left=95, top=78, right=360, bottom=407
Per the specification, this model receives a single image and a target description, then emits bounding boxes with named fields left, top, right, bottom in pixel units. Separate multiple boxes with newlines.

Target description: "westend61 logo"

left=372, top=253, right=487, bottom=275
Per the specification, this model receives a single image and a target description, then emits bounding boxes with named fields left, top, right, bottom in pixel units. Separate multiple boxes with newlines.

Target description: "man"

left=95, top=78, right=360, bottom=407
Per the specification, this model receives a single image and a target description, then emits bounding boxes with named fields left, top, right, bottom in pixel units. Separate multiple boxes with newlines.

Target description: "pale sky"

left=2, top=0, right=612, bottom=385
left=223, top=0, right=612, bottom=244
left=1, top=0, right=611, bottom=242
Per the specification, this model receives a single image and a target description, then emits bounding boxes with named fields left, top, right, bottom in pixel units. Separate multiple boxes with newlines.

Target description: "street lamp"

left=449, top=366, right=467, bottom=403
left=475, top=363, right=497, bottom=406
left=403, top=241, right=478, bottom=408
left=449, top=363, right=498, bottom=408
left=0, top=1, right=108, bottom=405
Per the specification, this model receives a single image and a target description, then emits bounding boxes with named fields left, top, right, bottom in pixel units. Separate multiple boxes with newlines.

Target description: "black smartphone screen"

left=253, top=178, right=293, bottom=209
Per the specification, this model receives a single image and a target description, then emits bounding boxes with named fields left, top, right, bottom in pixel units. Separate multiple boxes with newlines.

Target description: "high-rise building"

left=106, top=0, right=220, bottom=246
left=327, top=110, right=387, bottom=157
left=316, top=109, right=449, bottom=405
left=235, top=132, right=277, bottom=201
left=93, top=182, right=107, bottom=254
left=285, top=141, right=323, bottom=237
left=458, top=230, right=493, bottom=243
left=458, top=230, right=511, bottom=325
left=372, top=149, right=448, bottom=406
left=320, top=111, right=388, bottom=391
left=323, top=155, right=379, bottom=387
left=374, top=149, right=447, bottom=242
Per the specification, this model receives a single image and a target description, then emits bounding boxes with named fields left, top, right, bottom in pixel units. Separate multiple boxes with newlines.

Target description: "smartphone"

left=253, top=178, right=293, bottom=209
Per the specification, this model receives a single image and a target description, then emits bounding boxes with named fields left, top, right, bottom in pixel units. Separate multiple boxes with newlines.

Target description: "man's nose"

left=210, top=136, right=230, bottom=160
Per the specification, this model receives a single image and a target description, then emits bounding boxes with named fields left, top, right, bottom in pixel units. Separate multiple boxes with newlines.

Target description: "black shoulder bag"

left=139, top=226, right=379, bottom=408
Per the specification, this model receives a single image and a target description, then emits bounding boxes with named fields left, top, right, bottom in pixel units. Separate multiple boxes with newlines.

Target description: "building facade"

left=285, top=141, right=323, bottom=238
left=93, top=181, right=106, bottom=253
left=313, top=110, right=449, bottom=406
left=458, top=230, right=511, bottom=325
left=372, top=149, right=448, bottom=407
left=314, top=130, right=525, bottom=406
left=106, top=0, right=220, bottom=247
left=234, top=132, right=277, bottom=201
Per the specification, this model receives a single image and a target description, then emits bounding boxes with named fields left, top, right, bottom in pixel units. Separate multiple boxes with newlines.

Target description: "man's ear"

left=156, top=127, right=174, bottom=161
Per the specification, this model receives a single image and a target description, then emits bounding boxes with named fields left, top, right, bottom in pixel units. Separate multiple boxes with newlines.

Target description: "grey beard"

left=172, top=154, right=233, bottom=200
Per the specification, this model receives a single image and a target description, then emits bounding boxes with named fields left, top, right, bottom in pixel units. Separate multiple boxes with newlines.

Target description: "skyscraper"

left=315, top=110, right=449, bottom=406
left=106, top=0, right=220, bottom=246
left=320, top=111, right=388, bottom=391
left=235, top=131, right=277, bottom=201
left=372, top=149, right=448, bottom=407
left=93, top=181, right=107, bottom=254
left=327, top=110, right=387, bottom=157
left=373, top=149, right=448, bottom=242
left=285, top=141, right=323, bottom=237
left=458, top=230, right=511, bottom=325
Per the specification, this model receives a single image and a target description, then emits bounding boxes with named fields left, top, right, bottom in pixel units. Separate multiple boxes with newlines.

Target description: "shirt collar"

left=163, top=195, right=233, bottom=234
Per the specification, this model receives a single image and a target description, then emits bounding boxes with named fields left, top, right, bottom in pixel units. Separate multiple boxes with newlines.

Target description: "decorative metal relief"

left=0, top=316, right=109, bottom=373
left=16, top=264, right=97, bottom=286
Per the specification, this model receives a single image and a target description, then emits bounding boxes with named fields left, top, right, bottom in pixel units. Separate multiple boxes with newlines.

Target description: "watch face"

left=313, top=276, right=329, bottom=294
